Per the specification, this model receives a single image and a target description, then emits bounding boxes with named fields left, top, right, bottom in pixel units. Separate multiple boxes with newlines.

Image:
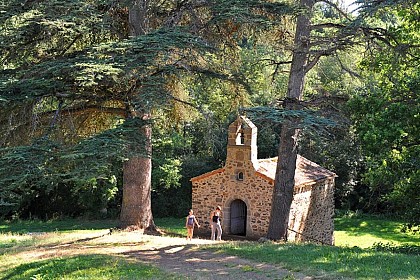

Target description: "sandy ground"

left=98, top=231, right=314, bottom=279
left=121, top=235, right=315, bottom=279
left=16, top=231, right=316, bottom=280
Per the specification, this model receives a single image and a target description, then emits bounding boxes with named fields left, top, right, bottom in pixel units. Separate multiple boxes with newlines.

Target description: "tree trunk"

left=267, top=120, right=300, bottom=240
left=128, top=0, right=149, bottom=37
left=120, top=122, right=155, bottom=230
left=267, top=0, right=314, bottom=240
left=120, top=0, right=155, bottom=230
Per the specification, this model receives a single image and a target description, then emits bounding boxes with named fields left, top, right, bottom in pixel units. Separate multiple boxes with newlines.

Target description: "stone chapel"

left=190, top=116, right=336, bottom=244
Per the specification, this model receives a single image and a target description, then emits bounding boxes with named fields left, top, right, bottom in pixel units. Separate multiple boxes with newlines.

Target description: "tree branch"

left=335, top=53, right=362, bottom=78
left=318, top=0, right=351, bottom=20
left=305, top=52, right=322, bottom=73
left=311, top=22, right=346, bottom=30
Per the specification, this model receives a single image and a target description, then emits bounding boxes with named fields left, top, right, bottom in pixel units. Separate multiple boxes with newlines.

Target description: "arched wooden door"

left=230, top=199, right=247, bottom=236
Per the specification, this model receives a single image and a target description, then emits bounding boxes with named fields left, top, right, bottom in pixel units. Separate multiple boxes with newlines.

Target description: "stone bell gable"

left=225, top=116, right=259, bottom=179
left=191, top=116, right=336, bottom=244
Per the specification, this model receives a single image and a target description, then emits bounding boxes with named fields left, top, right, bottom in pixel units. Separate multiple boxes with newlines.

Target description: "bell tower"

left=226, top=116, right=259, bottom=171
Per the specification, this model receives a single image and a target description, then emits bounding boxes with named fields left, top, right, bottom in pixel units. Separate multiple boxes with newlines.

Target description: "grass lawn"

left=210, top=240, right=418, bottom=279
left=0, top=218, right=182, bottom=280
left=0, top=215, right=418, bottom=279
left=206, top=214, right=419, bottom=279
left=3, top=254, right=174, bottom=280
left=334, top=214, right=419, bottom=248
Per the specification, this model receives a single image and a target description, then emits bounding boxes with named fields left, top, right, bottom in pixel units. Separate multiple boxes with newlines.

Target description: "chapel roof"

left=190, top=155, right=336, bottom=185
left=257, top=155, right=336, bottom=186
left=191, top=116, right=336, bottom=186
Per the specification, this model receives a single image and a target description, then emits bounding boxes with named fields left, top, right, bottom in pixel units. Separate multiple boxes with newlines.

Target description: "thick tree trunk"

left=267, top=0, right=314, bottom=240
left=267, top=121, right=300, bottom=240
left=120, top=121, right=155, bottom=230
left=128, top=0, right=149, bottom=37
left=120, top=0, right=156, bottom=230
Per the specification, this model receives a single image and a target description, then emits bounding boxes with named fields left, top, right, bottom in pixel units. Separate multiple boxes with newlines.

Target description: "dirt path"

left=19, top=231, right=315, bottom=279
left=117, top=234, right=314, bottom=280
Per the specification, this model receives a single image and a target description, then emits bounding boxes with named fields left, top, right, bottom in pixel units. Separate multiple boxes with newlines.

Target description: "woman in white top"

left=210, top=206, right=222, bottom=241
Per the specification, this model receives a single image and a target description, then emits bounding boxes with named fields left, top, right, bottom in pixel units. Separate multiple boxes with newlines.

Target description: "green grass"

left=0, top=219, right=118, bottom=234
left=0, top=218, right=184, bottom=280
left=210, top=241, right=419, bottom=279
left=3, top=254, right=177, bottom=280
left=1, top=215, right=419, bottom=279
left=334, top=215, right=419, bottom=248
left=204, top=214, right=420, bottom=279
left=155, top=217, right=187, bottom=237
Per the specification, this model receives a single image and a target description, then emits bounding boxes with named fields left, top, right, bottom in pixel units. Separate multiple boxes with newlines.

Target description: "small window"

left=237, top=172, right=244, bottom=181
left=236, top=129, right=245, bottom=145
left=240, top=132, right=245, bottom=144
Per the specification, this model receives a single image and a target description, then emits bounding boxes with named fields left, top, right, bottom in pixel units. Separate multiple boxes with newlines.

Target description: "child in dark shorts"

left=186, top=209, right=200, bottom=240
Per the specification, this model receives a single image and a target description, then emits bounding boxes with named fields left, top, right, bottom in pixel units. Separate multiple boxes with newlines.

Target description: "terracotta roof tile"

left=190, top=156, right=335, bottom=186
left=257, top=155, right=336, bottom=186
left=190, top=168, right=224, bottom=182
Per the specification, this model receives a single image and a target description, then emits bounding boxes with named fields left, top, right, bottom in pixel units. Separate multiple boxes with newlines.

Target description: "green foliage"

left=208, top=0, right=297, bottom=27
left=371, top=242, right=420, bottom=255
left=0, top=118, right=149, bottom=219
left=150, top=118, right=225, bottom=218
left=0, top=0, right=300, bottom=221
left=150, top=127, right=185, bottom=217
left=245, top=106, right=338, bottom=133
left=347, top=1, right=420, bottom=222
left=0, top=139, right=63, bottom=217
left=299, top=128, right=364, bottom=209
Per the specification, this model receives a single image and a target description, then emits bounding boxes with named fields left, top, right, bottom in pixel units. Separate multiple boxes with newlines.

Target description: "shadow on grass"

left=0, top=217, right=186, bottom=236
left=1, top=254, right=169, bottom=280
left=0, top=231, right=113, bottom=256
left=123, top=243, right=302, bottom=280
left=211, top=242, right=420, bottom=280
left=0, top=219, right=118, bottom=234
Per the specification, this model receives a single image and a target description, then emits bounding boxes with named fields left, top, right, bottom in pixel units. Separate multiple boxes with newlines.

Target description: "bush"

left=370, top=242, right=420, bottom=255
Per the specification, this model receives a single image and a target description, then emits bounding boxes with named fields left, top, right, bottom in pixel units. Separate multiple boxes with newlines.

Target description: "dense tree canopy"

left=348, top=0, right=420, bottom=223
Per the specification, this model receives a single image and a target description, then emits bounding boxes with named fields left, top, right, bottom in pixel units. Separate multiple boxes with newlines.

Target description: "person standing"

left=210, top=206, right=222, bottom=241
left=186, top=209, right=200, bottom=240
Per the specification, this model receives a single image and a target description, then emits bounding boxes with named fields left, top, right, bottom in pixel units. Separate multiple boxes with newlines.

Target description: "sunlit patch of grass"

left=0, top=225, right=179, bottom=280
left=0, top=232, right=33, bottom=248
left=205, top=215, right=420, bottom=279
left=334, top=215, right=420, bottom=248
left=1, top=215, right=418, bottom=280
left=241, top=264, right=257, bottom=272
left=0, top=227, right=151, bottom=278
left=3, top=254, right=178, bottom=280
left=0, top=230, right=113, bottom=255
left=334, top=231, right=393, bottom=248
left=208, top=241, right=419, bottom=279
left=155, top=217, right=187, bottom=237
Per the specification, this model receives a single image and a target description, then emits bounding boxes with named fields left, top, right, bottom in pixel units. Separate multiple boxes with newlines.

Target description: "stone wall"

left=191, top=116, right=335, bottom=244
left=192, top=171, right=335, bottom=244
left=192, top=169, right=273, bottom=238
left=288, top=178, right=335, bottom=244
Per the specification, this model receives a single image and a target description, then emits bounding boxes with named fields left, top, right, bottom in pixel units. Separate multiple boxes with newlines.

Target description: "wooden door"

left=230, top=200, right=247, bottom=235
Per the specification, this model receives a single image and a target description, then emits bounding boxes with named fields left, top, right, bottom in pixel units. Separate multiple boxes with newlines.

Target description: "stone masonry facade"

left=191, top=116, right=335, bottom=244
